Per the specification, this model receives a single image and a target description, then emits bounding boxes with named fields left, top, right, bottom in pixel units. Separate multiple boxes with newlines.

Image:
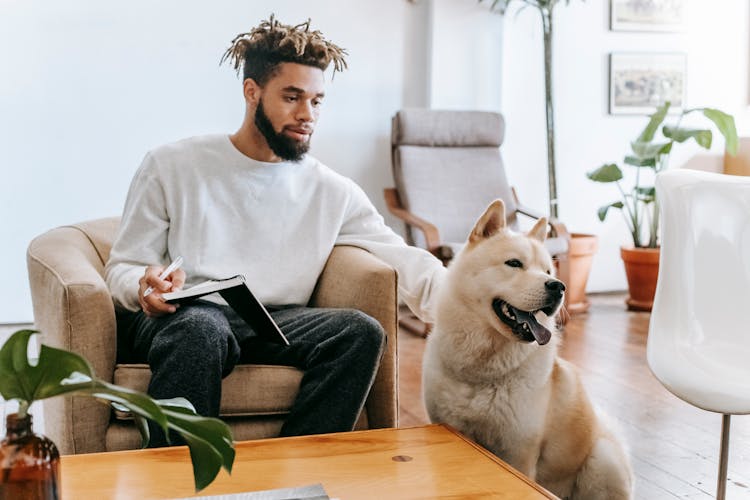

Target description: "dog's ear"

left=469, top=199, right=506, bottom=244
left=527, top=217, right=548, bottom=242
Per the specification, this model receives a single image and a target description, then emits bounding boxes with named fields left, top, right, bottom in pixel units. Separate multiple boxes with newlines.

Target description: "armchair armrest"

left=547, top=219, right=570, bottom=240
left=27, top=223, right=117, bottom=454
left=511, top=187, right=570, bottom=240
left=514, top=203, right=544, bottom=220
left=383, top=188, right=453, bottom=264
left=27, top=225, right=117, bottom=376
left=309, top=245, right=398, bottom=429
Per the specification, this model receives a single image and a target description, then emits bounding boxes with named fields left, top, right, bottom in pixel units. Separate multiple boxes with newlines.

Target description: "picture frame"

left=610, top=0, right=686, bottom=32
left=609, top=52, right=686, bottom=115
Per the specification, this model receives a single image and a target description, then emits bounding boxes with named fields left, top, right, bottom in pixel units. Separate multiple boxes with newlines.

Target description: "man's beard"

left=254, top=100, right=310, bottom=162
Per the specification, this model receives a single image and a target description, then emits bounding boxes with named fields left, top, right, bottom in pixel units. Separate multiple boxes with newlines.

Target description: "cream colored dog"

left=423, top=200, right=633, bottom=500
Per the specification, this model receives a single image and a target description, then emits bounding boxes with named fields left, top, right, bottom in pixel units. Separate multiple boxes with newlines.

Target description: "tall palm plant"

left=481, top=0, right=581, bottom=219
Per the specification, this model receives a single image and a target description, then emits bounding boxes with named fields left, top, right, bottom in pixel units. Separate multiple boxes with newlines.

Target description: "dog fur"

left=422, top=200, right=633, bottom=499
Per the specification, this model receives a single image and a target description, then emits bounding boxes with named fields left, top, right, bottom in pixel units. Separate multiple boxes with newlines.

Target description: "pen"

left=143, top=256, right=184, bottom=297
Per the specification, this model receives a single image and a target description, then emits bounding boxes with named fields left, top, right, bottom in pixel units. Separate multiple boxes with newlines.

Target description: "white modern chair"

left=648, top=169, right=750, bottom=500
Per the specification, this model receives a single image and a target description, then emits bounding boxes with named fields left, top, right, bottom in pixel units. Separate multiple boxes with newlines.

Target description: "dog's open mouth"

left=492, top=299, right=552, bottom=345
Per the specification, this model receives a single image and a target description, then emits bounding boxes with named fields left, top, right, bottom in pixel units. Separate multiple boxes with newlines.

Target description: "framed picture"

left=609, top=52, right=686, bottom=115
left=610, top=0, right=686, bottom=32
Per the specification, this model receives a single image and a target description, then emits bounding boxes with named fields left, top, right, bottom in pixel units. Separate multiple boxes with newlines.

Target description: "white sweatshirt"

left=104, top=134, right=445, bottom=323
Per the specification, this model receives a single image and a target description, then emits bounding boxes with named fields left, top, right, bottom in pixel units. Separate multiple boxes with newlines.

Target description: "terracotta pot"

left=565, top=233, right=599, bottom=314
left=620, top=246, right=660, bottom=311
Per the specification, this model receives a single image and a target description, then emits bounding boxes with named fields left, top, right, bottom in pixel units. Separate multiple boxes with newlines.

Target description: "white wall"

left=0, top=0, right=408, bottom=322
left=500, top=0, right=750, bottom=292
left=0, top=0, right=504, bottom=323
left=429, top=0, right=503, bottom=110
left=3, top=1, right=748, bottom=322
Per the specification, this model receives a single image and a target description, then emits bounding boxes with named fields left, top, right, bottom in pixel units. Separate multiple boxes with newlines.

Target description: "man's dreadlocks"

left=221, top=14, right=348, bottom=85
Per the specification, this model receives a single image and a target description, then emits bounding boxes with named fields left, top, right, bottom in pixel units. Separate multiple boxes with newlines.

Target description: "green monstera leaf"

left=0, top=330, right=235, bottom=492
left=630, top=141, right=671, bottom=160
left=636, top=101, right=670, bottom=143
left=624, top=155, right=656, bottom=168
left=597, top=201, right=624, bottom=221
left=662, top=126, right=712, bottom=149
left=635, top=186, right=656, bottom=203
left=587, top=163, right=623, bottom=183
left=0, top=329, right=90, bottom=402
left=702, top=108, right=738, bottom=155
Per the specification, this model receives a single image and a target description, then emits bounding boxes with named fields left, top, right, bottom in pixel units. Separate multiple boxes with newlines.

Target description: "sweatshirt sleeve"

left=335, top=180, right=446, bottom=324
left=104, top=153, right=170, bottom=311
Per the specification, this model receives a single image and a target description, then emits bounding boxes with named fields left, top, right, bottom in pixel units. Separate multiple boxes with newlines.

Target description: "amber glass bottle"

left=0, top=413, right=59, bottom=500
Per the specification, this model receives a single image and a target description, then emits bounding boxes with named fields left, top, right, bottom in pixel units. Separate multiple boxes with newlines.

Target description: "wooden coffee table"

left=61, top=424, right=556, bottom=499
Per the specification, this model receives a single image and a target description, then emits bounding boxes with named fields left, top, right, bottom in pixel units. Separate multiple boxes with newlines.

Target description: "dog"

left=422, top=199, right=633, bottom=499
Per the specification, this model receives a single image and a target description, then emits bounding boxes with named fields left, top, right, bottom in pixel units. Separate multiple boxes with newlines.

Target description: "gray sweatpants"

left=116, top=300, right=386, bottom=447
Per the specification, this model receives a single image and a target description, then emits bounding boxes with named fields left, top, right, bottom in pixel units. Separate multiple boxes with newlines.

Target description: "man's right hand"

left=138, top=266, right=187, bottom=317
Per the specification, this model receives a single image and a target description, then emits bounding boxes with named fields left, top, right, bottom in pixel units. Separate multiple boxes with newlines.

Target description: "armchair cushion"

left=394, top=146, right=519, bottom=246
left=114, top=364, right=302, bottom=417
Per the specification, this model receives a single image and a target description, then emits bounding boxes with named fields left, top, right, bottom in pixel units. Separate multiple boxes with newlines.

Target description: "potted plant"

left=0, top=329, right=234, bottom=498
left=587, top=101, right=738, bottom=310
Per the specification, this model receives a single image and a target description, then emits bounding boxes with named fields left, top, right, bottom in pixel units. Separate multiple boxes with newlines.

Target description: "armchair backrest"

left=391, top=109, right=518, bottom=247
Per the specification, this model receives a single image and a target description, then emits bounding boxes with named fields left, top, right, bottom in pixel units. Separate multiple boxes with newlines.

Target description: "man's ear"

left=242, top=78, right=262, bottom=106
left=527, top=217, right=548, bottom=242
left=469, top=199, right=506, bottom=244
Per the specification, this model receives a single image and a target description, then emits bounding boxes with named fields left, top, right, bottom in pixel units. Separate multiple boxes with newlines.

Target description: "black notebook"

left=163, top=275, right=289, bottom=345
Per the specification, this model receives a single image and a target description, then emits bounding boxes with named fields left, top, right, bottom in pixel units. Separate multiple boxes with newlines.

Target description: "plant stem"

left=615, top=181, right=638, bottom=246
left=636, top=192, right=646, bottom=247
left=649, top=133, right=673, bottom=246
left=540, top=5, right=558, bottom=219
left=633, top=158, right=645, bottom=246
left=17, top=400, right=29, bottom=418
left=649, top=200, right=659, bottom=248
left=643, top=201, right=652, bottom=245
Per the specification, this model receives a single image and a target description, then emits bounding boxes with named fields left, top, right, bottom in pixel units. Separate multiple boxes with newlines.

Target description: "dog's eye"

left=505, top=259, right=523, bottom=269
left=546, top=269, right=552, bottom=275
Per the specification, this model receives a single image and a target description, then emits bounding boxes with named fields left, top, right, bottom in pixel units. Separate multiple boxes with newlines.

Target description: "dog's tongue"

left=515, top=308, right=552, bottom=346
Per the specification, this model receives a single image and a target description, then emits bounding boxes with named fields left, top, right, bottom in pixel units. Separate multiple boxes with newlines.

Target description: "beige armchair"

left=27, top=218, right=398, bottom=455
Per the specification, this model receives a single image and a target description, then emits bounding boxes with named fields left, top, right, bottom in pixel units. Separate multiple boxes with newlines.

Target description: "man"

left=105, top=15, right=444, bottom=446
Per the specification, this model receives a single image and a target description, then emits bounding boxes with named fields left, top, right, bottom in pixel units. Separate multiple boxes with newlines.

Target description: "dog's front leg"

left=494, top=435, right=542, bottom=480
left=510, top=450, right=540, bottom=479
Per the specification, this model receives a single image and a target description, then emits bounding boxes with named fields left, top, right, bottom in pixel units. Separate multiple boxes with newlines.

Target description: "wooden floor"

left=398, top=293, right=750, bottom=500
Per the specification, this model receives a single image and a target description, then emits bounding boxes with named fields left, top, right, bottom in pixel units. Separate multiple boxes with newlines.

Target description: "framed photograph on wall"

left=609, top=52, right=686, bottom=115
left=610, top=0, right=686, bottom=32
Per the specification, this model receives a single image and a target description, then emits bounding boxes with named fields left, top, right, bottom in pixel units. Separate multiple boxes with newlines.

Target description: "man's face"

left=253, top=63, right=325, bottom=162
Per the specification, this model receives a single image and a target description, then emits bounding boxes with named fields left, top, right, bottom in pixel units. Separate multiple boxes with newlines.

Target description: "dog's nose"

left=545, top=280, right=565, bottom=294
